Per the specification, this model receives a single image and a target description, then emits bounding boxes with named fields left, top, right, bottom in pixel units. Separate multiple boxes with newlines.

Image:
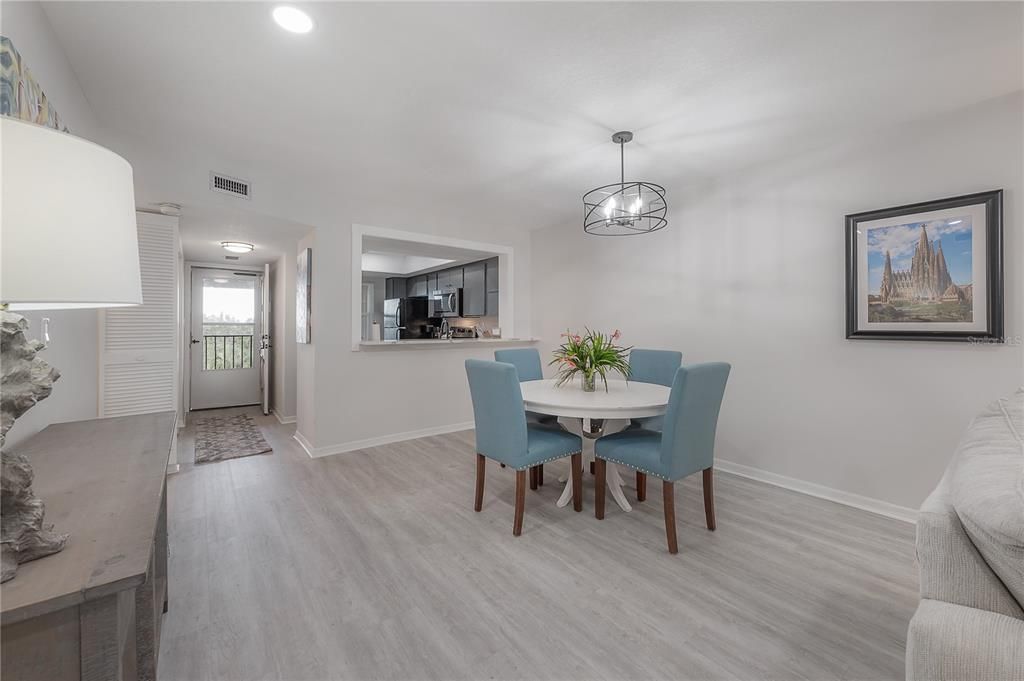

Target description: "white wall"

left=295, top=214, right=534, bottom=455
left=531, top=93, right=1023, bottom=512
left=362, top=273, right=387, bottom=335
left=2, top=2, right=103, bottom=447
left=270, top=251, right=298, bottom=421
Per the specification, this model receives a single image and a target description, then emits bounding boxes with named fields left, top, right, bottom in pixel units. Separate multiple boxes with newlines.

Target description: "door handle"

left=190, top=338, right=201, bottom=345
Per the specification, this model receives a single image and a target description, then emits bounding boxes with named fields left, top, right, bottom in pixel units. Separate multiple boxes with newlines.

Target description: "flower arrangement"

left=550, top=328, right=632, bottom=392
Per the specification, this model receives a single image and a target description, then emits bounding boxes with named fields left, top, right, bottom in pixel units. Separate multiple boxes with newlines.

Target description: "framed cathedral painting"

left=845, top=190, right=1003, bottom=342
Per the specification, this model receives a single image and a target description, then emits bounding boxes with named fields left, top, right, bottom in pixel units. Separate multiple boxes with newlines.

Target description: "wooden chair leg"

left=663, top=481, right=678, bottom=554
left=474, top=454, right=485, bottom=512
left=636, top=472, right=647, bottom=502
left=703, top=467, right=716, bottom=531
left=529, top=466, right=538, bottom=491
left=594, top=458, right=607, bottom=519
left=513, top=469, right=526, bottom=536
left=589, top=461, right=595, bottom=475
left=570, top=453, right=583, bottom=512
left=538, top=464, right=544, bottom=486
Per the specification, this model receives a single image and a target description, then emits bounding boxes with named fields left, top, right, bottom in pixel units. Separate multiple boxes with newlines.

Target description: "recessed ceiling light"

left=213, top=278, right=229, bottom=284
left=221, top=241, right=254, bottom=253
left=948, top=219, right=963, bottom=225
left=273, top=6, right=313, bottom=34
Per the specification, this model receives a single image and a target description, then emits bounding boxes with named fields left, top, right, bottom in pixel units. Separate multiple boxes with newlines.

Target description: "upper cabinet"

left=385, top=258, right=496, bottom=317
left=437, top=267, right=464, bottom=290
left=408, top=275, right=428, bottom=297
left=462, top=261, right=486, bottom=317
left=385, top=277, right=407, bottom=299
left=485, top=257, right=499, bottom=317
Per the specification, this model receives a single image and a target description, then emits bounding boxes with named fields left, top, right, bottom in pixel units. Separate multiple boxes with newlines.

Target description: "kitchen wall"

left=2, top=3, right=104, bottom=448
left=270, top=251, right=298, bottom=421
left=362, top=273, right=387, bottom=336
left=531, top=92, right=1023, bottom=513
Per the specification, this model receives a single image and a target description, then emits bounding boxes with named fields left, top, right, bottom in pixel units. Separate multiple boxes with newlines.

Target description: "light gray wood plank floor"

left=160, top=407, right=918, bottom=681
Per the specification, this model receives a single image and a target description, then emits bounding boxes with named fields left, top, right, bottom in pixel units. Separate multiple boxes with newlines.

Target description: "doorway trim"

left=183, top=261, right=265, bottom=415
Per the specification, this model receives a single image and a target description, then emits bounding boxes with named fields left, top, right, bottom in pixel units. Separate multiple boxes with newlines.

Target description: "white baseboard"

left=293, top=430, right=316, bottom=457
left=715, top=459, right=917, bottom=524
left=272, top=409, right=297, bottom=425
left=294, top=421, right=475, bottom=459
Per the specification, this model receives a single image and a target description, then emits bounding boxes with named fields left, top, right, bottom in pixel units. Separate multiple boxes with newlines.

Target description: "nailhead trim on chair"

left=512, top=449, right=582, bottom=471
left=597, top=455, right=671, bottom=481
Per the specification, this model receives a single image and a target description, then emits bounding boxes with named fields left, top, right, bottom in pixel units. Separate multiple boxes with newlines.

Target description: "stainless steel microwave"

left=429, top=288, right=462, bottom=317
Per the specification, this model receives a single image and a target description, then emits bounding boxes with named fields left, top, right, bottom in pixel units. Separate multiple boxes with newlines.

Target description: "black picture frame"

left=845, top=189, right=1003, bottom=342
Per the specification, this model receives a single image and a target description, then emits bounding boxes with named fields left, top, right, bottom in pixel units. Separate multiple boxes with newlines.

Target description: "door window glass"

left=202, top=278, right=255, bottom=370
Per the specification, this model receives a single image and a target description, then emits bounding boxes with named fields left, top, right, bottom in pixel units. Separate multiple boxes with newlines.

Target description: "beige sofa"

left=906, top=389, right=1024, bottom=681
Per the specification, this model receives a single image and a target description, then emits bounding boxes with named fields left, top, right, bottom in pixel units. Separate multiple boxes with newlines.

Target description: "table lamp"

left=0, top=117, right=142, bottom=582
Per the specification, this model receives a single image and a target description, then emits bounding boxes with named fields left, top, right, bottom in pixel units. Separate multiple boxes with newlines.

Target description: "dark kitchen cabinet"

left=385, top=277, right=407, bottom=299
left=462, top=261, right=486, bottom=317
left=428, top=272, right=438, bottom=293
left=437, top=267, right=464, bottom=290
left=408, top=275, right=428, bottom=297
left=485, top=257, right=499, bottom=316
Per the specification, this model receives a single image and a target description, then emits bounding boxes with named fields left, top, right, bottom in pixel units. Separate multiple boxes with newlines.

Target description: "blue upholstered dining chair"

left=465, top=359, right=584, bottom=535
left=494, top=348, right=559, bottom=488
left=493, top=348, right=544, bottom=381
left=627, top=349, right=682, bottom=432
left=594, top=362, right=731, bottom=553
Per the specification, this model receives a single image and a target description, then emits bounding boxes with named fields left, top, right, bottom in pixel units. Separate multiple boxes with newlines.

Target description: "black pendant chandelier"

left=582, top=131, right=667, bottom=236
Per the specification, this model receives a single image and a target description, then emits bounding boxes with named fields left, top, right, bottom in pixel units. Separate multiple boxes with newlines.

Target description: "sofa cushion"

left=949, top=388, right=1024, bottom=612
left=917, top=473, right=1024, bottom=618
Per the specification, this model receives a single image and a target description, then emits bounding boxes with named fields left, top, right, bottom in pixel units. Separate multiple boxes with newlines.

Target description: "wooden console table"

left=1, top=411, right=176, bottom=681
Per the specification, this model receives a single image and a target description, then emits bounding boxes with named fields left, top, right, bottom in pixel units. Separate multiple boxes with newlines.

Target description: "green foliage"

left=549, top=328, right=631, bottom=391
left=867, top=301, right=972, bottom=323
left=203, top=334, right=253, bottom=371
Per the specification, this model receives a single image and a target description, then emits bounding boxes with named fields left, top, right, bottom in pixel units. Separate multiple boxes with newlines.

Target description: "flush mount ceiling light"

left=272, top=6, right=314, bottom=34
left=221, top=241, right=254, bottom=254
left=583, top=131, right=667, bottom=236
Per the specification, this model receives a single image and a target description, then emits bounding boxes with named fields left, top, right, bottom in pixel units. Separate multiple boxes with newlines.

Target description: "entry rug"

left=193, top=413, right=272, bottom=464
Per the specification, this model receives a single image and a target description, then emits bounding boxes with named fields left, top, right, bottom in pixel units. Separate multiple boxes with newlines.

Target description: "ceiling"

left=170, top=201, right=311, bottom=266
left=361, top=235, right=497, bottom=276
left=43, top=2, right=1023, bottom=253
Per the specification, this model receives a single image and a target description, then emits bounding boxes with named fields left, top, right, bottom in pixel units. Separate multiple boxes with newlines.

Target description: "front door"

left=190, top=268, right=263, bottom=410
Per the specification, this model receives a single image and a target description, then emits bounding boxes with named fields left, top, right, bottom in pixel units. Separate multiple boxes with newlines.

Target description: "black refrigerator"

left=383, top=297, right=431, bottom=340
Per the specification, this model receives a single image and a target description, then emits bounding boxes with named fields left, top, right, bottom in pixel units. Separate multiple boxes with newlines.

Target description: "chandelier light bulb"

left=604, top=196, right=616, bottom=218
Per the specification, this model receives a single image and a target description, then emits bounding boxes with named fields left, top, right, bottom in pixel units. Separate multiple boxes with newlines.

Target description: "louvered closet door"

left=99, top=212, right=180, bottom=418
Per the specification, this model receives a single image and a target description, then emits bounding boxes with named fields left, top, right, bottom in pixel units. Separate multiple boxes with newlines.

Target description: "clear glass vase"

left=582, top=372, right=596, bottom=392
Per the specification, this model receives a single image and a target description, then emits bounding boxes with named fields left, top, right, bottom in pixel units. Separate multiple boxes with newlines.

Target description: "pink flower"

left=565, top=359, right=576, bottom=368
left=573, top=335, right=582, bottom=343
left=611, top=329, right=621, bottom=341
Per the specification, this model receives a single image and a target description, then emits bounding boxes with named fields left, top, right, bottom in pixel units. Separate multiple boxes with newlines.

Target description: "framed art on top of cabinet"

left=845, top=190, right=1003, bottom=342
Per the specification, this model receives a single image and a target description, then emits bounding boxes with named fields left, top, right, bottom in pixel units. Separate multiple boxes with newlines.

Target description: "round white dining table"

left=520, top=378, right=670, bottom=512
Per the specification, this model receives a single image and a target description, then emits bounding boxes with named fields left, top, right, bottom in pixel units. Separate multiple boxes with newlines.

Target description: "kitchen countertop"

left=358, top=338, right=539, bottom=349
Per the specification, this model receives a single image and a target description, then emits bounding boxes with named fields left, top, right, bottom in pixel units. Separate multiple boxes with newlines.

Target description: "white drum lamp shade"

left=1, top=117, right=142, bottom=310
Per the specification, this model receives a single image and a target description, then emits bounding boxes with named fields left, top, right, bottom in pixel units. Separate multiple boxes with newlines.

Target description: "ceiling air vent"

left=210, top=172, right=251, bottom=200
